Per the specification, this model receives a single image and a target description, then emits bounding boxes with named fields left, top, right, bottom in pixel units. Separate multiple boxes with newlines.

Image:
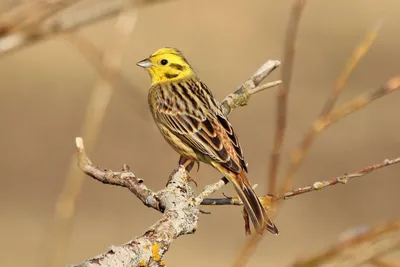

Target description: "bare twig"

left=220, top=59, right=282, bottom=116
left=280, top=76, right=400, bottom=196
left=44, top=4, right=139, bottom=267
left=194, top=178, right=228, bottom=205
left=278, top=23, right=381, bottom=198
left=268, top=0, right=306, bottom=197
left=232, top=1, right=307, bottom=266
left=66, top=33, right=149, bottom=120
left=370, top=258, right=400, bottom=267
left=200, top=157, right=400, bottom=210
left=277, top=157, right=400, bottom=200
left=75, top=137, right=161, bottom=211
left=319, top=22, right=381, bottom=116
left=0, top=0, right=82, bottom=34
left=292, top=220, right=400, bottom=267
left=0, top=0, right=172, bottom=57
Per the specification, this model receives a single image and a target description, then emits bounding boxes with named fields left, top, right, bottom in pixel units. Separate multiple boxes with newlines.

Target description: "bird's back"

left=148, top=77, right=248, bottom=173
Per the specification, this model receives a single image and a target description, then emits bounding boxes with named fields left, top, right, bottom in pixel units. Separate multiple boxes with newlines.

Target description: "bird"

left=137, top=47, right=278, bottom=235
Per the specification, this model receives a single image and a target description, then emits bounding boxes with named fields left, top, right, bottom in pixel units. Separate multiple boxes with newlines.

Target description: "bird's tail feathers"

left=233, top=172, right=279, bottom=235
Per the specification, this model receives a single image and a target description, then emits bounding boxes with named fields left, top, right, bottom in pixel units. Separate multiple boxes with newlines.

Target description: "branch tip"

left=75, top=137, right=84, bottom=150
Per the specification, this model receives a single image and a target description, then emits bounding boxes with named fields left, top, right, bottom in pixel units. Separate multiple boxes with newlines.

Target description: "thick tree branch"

left=73, top=139, right=198, bottom=267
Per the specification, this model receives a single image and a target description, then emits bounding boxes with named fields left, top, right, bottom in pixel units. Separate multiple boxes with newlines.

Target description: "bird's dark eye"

left=161, top=59, right=168, bottom=65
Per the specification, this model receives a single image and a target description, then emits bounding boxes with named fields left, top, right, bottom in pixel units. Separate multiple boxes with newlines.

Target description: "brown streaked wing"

left=153, top=81, right=242, bottom=173
left=216, top=114, right=248, bottom=172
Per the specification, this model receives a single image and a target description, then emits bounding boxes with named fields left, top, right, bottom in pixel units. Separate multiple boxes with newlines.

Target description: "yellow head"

left=137, top=47, right=194, bottom=85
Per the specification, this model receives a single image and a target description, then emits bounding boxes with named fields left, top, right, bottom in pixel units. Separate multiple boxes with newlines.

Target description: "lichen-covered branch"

left=73, top=143, right=400, bottom=266
left=72, top=56, right=281, bottom=266
left=76, top=137, right=161, bottom=211
left=73, top=139, right=198, bottom=267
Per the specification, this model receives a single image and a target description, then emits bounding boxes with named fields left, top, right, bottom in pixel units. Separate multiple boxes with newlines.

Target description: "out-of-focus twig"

left=43, top=4, right=139, bottom=267
left=0, top=0, right=172, bottom=57
left=292, top=220, right=400, bottom=267
left=319, top=22, right=381, bottom=116
left=279, top=23, right=381, bottom=198
left=66, top=33, right=150, bottom=120
left=232, top=1, right=307, bottom=266
left=268, top=0, right=306, bottom=197
left=370, top=258, right=400, bottom=267
left=280, top=75, right=400, bottom=197
left=0, top=0, right=82, bottom=34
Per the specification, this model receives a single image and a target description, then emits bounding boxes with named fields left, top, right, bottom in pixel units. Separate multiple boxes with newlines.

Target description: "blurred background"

left=1, top=0, right=399, bottom=266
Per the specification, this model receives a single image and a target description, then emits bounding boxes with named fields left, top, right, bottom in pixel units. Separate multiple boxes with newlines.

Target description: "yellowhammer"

left=137, top=47, right=278, bottom=235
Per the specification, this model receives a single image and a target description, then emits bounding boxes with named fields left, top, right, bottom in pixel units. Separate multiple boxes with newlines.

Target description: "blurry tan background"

left=1, top=0, right=400, bottom=266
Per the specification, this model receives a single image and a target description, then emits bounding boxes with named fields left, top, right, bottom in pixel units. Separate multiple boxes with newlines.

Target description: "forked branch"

left=72, top=58, right=281, bottom=266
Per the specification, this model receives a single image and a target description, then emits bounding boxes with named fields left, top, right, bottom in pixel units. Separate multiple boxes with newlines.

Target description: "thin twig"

left=268, top=0, right=306, bottom=197
left=0, top=0, right=172, bottom=57
left=370, top=258, right=400, bottom=267
left=277, top=157, right=400, bottom=200
left=319, top=22, right=382, bottom=116
left=292, top=220, right=400, bottom=267
left=220, top=60, right=281, bottom=116
left=232, top=1, right=307, bottom=266
left=66, top=33, right=149, bottom=120
left=280, top=76, right=400, bottom=196
left=200, top=157, right=400, bottom=208
left=194, top=178, right=228, bottom=205
left=278, top=23, right=381, bottom=199
left=0, top=0, right=83, bottom=34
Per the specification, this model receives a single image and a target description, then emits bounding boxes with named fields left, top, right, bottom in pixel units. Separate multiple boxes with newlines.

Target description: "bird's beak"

left=137, top=58, right=153, bottom=68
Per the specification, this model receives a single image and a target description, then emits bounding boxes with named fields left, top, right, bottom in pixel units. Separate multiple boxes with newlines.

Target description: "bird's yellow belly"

left=158, top=124, right=199, bottom=162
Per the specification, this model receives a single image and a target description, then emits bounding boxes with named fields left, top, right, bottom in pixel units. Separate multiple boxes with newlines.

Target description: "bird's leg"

left=179, top=156, right=198, bottom=172
left=166, top=156, right=199, bottom=186
left=179, top=156, right=198, bottom=187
